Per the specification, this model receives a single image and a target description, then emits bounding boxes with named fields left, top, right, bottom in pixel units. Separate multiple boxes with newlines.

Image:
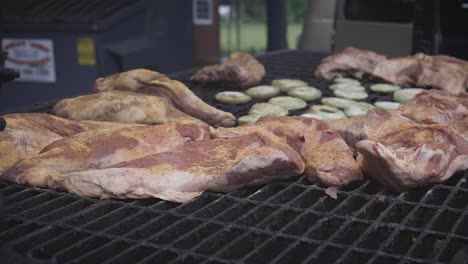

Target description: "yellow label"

left=77, top=37, right=96, bottom=65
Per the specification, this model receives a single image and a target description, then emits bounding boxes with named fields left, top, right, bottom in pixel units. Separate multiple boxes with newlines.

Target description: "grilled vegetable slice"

left=237, top=115, right=260, bottom=125
left=393, top=88, right=424, bottom=103
left=374, top=101, right=401, bottom=111
left=334, top=89, right=368, bottom=100
left=245, top=85, right=280, bottom=99
left=334, top=77, right=361, bottom=85
left=287, top=86, right=322, bottom=101
left=249, top=103, right=289, bottom=117
left=215, top=91, right=251, bottom=104
left=329, top=83, right=365, bottom=92
left=271, top=79, right=308, bottom=92
left=268, top=96, right=308, bottom=111
left=321, top=97, right=356, bottom=109
left=306, top=104, right=346, bottom=120
left=370, top=83, right=401, bottom=94
left=344, top=102, right=374, bottom=117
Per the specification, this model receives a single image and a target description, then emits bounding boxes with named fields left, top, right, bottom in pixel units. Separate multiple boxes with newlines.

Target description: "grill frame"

left=1, top=50, right=467, bottom=264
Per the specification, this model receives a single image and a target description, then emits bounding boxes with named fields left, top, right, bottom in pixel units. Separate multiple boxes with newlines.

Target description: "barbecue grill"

left=1, top=50, right=467, bottom=264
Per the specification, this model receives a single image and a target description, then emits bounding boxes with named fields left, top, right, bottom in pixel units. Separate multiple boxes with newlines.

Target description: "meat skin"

left=47, top=131, right=305, bottom=203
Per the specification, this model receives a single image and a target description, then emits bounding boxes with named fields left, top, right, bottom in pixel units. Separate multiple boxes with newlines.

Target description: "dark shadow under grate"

left=1, top=50, right=467, bottom=264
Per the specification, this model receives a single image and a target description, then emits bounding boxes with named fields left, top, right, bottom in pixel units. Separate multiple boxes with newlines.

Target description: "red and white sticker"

left=2, top=38, right=56, bottom=82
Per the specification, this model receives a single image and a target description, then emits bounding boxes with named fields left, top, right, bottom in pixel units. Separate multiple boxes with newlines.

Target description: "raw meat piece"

left=327, top=109, right=416, bottom=149
left=53, top=91, right=205, bottom=125
left=0, top=113, right=136, bottom=174
left=315, top=47, right=468, bottom=94
left=314, top=47, right=387, bottom=80
left=214, top=116, right=362, bottom=186
left=396, top=90, right=468, bottom=138
left=94, top=69, right=235, bottom=127
left=1, top=121, right=210, bottom=188
left=47, top=131, right=305, bottom=203
left=357, top=124, right=468, bottom=191
left=190, top=51, right=266, bottom=89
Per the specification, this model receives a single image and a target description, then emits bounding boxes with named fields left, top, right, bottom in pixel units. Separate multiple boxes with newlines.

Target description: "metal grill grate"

left=1, top=50, right=468, bottom=264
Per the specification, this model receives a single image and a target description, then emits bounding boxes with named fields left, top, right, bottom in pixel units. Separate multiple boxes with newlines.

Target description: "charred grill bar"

left=0, top=50, right=467, bottom=264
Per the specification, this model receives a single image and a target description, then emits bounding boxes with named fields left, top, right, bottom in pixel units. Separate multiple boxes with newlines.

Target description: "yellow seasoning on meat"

left=77, top=37, right=96, bottom=66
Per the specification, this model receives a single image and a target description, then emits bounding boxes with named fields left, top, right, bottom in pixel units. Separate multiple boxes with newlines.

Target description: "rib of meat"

left=94, top=69, right=235, bottom=127
left=395, top=90, right=468, bottom=138
left=190, top=51, right=265, bottom=89
left=0, top=113, right=136, bottom=174
left=314, top=47, right=387, bottom=80
left=214, top=116, right=362, bottom=186
left=53, top=91, right=205, bottom=125
left=315, top=47, right=468, bottom=94
left=1, top=121, right=210, bottom=188
left=356, top=124, right=468, bottom=191
left=47, top=130, right=305, bottom=203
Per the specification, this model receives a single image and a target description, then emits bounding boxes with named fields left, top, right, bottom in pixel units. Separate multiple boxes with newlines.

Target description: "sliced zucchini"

left=374, top=101, right=401, bottom=111
left=306, top=104, right=346, bottom=120
left=271, top=79, right=308, bottom=92
left=370, top=83, right=401, bottom=94
left=215, top=91, right=251, bottom=104
left=344, top=102, right=374, bottom=117
left=321, top=97, right=356, bottom=109
left=245, top=85, right=280, bottom=99
left=237, top=115, right=260, bottom=125
left=249, top=103, right=289, bottom=117
left=393, top=88, right=424, bottom=103
left=268, top=96, right=308, bottom=111
left=334, top=77, right=361, bottom=86
left=329, top=83, right=365, bottom=92
left=334, top=89, right=368, bottom=100
left=287, top=86, right=322, bottom=101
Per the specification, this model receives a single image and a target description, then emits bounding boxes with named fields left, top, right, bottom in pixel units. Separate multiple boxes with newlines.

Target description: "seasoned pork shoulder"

left=396, top=90, right=468, bottom=138
left=1, top=121, right=210, bottom=188
left=315, top=47, right=468, bottom=94
left=47, top=130, right=305, bottom=203
left=214, top=116, right=362, bottom=186
left=0, top=113, right=136, bottom=174
left=357, top=124, right=468, bottom=191
left=190, top=51, right=265, bottom=89
left=53, top=91, right=205, bottom=125
left=94, top=69, right=235, bottom=127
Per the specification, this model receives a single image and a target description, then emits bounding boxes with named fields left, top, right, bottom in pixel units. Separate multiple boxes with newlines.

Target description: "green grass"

left=220, top=23, right=302, bottom=56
